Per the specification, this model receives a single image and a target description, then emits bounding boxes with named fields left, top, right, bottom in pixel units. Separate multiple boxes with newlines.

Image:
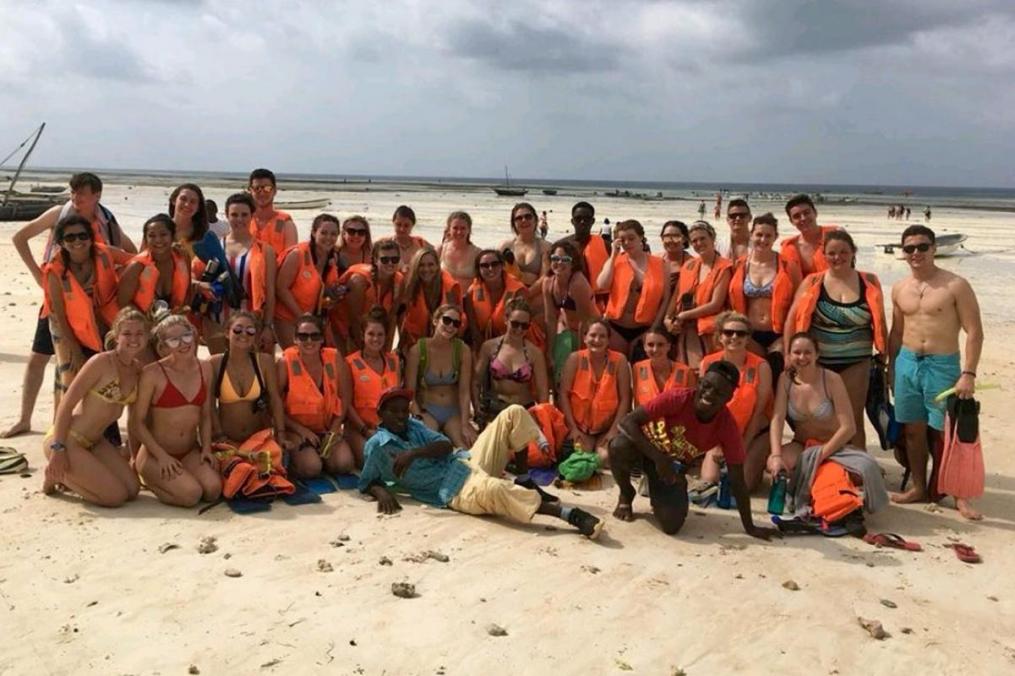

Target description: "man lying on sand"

left=608, top=361, right=779, bottom=541
left=359, top=389, right=604, bottom=539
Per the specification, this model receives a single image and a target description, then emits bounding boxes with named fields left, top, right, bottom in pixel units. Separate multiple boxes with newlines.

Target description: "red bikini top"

left=153, top=362, right=207, bottom=408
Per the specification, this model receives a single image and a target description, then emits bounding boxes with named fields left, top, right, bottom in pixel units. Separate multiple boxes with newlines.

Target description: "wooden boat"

left=492, top=166, right=527, bottom=197
left=879, top=233, right=967, bottom=258
left=541, top=188, right=558, bottom=195
left=1, top=122, right=49, bottom=222
left=30, top=185, right=68, bottom=194
left=0, top=201, right=52, bottom=221
left=274, top=197, right=331, bottom=210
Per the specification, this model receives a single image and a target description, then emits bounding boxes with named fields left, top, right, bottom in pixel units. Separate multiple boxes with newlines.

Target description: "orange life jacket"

left=727, top=254, right=800, bottom=334
left=400, top=271, right=462, bottom=350
left=253, top=208, right=293, bottom=260
left=283, top=346, right=342, bottom=433
left=583, top=236, right=609, bottom=293
left=331, top=263, right=404, bottom=341
left=569, top=349, right=624, bottom=435
left=632, top=358, right=697, bottom=408
left=811, top=460, right=863, bottom=523
left=276, top=242, right=339, bottom=322
left=42, top=243, right=120, bottom=352
left=675, top=255, right=733, bottom=335
left=779, top=225, right=837, bottom=275
left=214, top=428, right=295, bottom=499
left=604, top=253, right=666, bottom=325
left=345, top=350, right=400, bottom=427
left=700, top=351, right=769, bottom=435
left=467, top=275, right=526, bottom=339
left=524, top=403, right=569, bottom=468
left=792, top=271, right=887, bottom=353
left=130, top=249, right=191, bottom=312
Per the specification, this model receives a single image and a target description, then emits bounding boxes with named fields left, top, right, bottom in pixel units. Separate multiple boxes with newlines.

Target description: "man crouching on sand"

left=359, top=389, right=604, bottom=539
left=608, top=361, right=778, bottom=541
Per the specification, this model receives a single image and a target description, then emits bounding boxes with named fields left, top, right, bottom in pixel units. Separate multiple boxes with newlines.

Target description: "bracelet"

left=961, top=370, right=976, bottom=378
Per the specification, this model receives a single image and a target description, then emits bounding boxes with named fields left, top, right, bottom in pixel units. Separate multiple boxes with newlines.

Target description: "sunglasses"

left=479, top=261, right=503, bottom=270
left=231, top=325, right=258, bottom=336
left=250, top=185, right=274, bottom=194
left=721, top=328, right=750, bottom=338
left=550, top=255, right=573, bottom=264
left=163, top=332, right=196, bottom=349
left=378, top=256, right=400, bottom=265
left=902, top=243, right=932, bottom=254
left=295, top=331, right=324, bottom=342
left=62, top=231, right=92, bottom=243
left=727, top=212, right=751, bottom=220
left=440, top=315, right=462, bottom=328
left=509, top=320, right=530, bottom=330
left=345, top=228, right=367, bottom=237
left=513, top=213, right=536, bottom=222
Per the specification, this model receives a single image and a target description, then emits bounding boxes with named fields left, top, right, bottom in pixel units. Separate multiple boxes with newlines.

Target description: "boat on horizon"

left=541, top=188, right=558, bottom=195
left=275, top=197, right=332, bottom=210
left=492, top=166, right=527, bottom=197
left=2, top=122, right=55, bottom=222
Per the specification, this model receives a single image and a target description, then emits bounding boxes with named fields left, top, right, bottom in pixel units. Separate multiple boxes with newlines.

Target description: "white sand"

left=0, top=181, right=1013, bottom=674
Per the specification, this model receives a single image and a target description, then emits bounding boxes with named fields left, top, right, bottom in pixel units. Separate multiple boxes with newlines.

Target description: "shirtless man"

left=248, top=168, right=299, bottom=254
left=782, top=194, right=837, bottom=276
left=4, top=173, right=135, bottom=438
left=720, top=198, right=751, bottom=260
left=889, top=225, right=983, bottom=519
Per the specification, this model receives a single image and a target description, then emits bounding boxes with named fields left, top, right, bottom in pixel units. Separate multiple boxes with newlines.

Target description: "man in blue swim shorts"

left=888, top=225, right=983, bottom=519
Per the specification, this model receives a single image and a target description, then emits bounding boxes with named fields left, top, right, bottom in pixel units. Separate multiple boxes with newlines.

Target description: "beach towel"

left=937, top=396, right=984, bottom=499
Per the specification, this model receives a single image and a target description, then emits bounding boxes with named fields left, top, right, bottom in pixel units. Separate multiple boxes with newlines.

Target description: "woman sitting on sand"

left=277, top=314, right=356, bottom=477
left=767, top=333, right=888, bottom=512
left=598, top=219, right=671, bottom=359
left=464, top=249, right=527, bottom=347
left=117, top=214, right=191, bottom=315
left=664, top=220, right=733, bottom=369
left=558, top=320, right=632, bottom=466
left=726, top=213, right=801, bottom=376
left=499, top=202, right=550, bottom=289
left=133, top=313, right=221, bottom=507
left=275, top=214, right=342, bottom=349
left=697, top=312, right=773, bottom=493
left=783, top=230, right=887, bottom=448
left=390, top=205, right=430, bottom=273
left=336, top=215, right=373, bottom=269
left=437, top=211, right=482, bottom=291
left=631, top=326, right=696, bottom=408
left=404, top=304, right=477, bottom=448
left=473, top=298, right=550, bottom=427
left=541, top=239, right=599, bottom=386
left=660, top=220, right=692, bottom=294
left=395, top=246, right=462, bottom=356
left=337, top=239, right=403, bottom=351
left=209, top=311, right=287, bottom=453
left=42, top=308, right=147, bottom=507
left=344, top=308, right=402, bottom=464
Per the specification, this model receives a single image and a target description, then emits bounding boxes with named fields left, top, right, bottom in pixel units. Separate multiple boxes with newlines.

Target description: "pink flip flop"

left=946, top=543, right=982, bottom=564
left=863, top=532, right=923, bottom=551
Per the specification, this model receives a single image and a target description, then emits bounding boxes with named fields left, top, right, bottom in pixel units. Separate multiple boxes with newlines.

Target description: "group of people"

left=6, top=169, right=985, bottom=544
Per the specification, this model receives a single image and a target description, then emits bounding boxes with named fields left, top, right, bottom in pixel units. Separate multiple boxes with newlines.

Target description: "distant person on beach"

left=359, top=389, right=604, bottom=539
left=437, top=211, right=482, bottom=292
left=5, top=172, right=135, bottom=439
left=924, top=206, right=932, bottom=222
left=719, top=199, right=751, bottom=260
left=539, top=210, right=549, bottom=239
left=607, top=360, right=778, bottom=541
left=781, top=194, right=838, bottom=275
left=698, top=201, right=707, bottom=220
left=562, top=202, right=609, bottom=307
left=889, top=225, right=983, bottom=519
left=248, top=168, right=299, bottom=254
left=905, top=207, right=911, bottom=220
left=888, top=206, right=896, bottom=219
left=713, top=192, right=722, bottom=221
left=205, top=199, right=228, bottom=238
left=390, top=205, right=429, bottom=274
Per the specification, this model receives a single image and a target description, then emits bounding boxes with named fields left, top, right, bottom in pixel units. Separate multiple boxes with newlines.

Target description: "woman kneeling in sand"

left=43, top=308, right=148, bottom=507
left=133, top=314, right=221, bottom=507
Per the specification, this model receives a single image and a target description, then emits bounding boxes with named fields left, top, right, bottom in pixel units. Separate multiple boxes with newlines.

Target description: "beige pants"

left=449, top=405, right=542, bottom=523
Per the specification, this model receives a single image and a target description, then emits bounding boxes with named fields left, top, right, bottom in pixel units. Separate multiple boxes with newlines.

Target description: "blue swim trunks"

left=893, top=348, right=960, bottom=431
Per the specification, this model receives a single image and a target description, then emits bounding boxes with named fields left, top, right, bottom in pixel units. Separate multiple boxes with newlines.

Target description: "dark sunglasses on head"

left=231, top=325, right=258, bottom=336
left=378, top=256, right=400, bottom=264
left=728, top=212, right=751, bottom=220
left=295, top=331, right=323, bottom=342
left=550, top=255, right=572, bottom=264
left=345, top=228, right=367, bottom=236
left=902, top=243, right=932, bottom=254
left=509, top=320, right=530, bottom=330
left=721, top=328, right=750, bottom=338
left=440, top=315, right=462, bottom=328
left=479, top=260, right=502, bottom=270
left=62, top=231, right=92, bottom=243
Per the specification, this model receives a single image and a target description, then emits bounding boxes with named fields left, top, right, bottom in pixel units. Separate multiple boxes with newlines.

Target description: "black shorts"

left=751, top=330, right=781, bottom=349
left=607, top=321, right=647, bottom=344
left=32, top=313, right=55, bottom=356
left=642, top=456, right=689, bottom=516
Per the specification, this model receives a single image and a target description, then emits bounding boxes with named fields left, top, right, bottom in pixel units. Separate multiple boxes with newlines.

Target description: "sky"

left=2, top=0, right=1013, bottom=187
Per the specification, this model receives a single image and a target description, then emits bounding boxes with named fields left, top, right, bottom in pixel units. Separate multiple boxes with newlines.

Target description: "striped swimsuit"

left=811, top=276, right=873, bottom=372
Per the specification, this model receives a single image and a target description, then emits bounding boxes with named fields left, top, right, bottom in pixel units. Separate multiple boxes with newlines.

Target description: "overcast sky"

left=2, top=0, right=1013, bottom=187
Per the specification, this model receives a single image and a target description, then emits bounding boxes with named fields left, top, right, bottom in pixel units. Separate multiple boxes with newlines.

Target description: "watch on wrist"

left=49, top=441, right=67, bottom=453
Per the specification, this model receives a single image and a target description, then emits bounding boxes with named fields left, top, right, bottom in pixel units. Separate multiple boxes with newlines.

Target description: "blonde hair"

left=716, top=310, right=751, bottom=332
left=153, top=314, right=193, bottom=346
left=104, top=308, right=149, bottom=350
left=431, top=303, right=463, bottom=322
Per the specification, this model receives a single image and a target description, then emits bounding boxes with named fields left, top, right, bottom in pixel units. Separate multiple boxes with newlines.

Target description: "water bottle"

left=767, top=471, right=788, bottom=515
left=717, top=470, right=732, bottom=509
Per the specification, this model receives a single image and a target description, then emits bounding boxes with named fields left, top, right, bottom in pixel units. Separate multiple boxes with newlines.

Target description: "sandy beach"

left=1, top=176, right=1013, bottom=675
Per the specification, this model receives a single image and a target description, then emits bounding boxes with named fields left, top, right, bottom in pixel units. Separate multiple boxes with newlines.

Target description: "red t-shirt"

left=640, top=388, right=745, bottom=465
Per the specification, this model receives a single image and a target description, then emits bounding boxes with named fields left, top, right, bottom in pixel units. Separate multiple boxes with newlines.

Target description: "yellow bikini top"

left=90, top=378, right=138, bottom=406
left=217, top=351, right=264, bottom=405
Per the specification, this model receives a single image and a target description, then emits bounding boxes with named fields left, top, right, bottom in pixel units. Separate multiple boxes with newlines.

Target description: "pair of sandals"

left=863, top=531, right=982, bottom=563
